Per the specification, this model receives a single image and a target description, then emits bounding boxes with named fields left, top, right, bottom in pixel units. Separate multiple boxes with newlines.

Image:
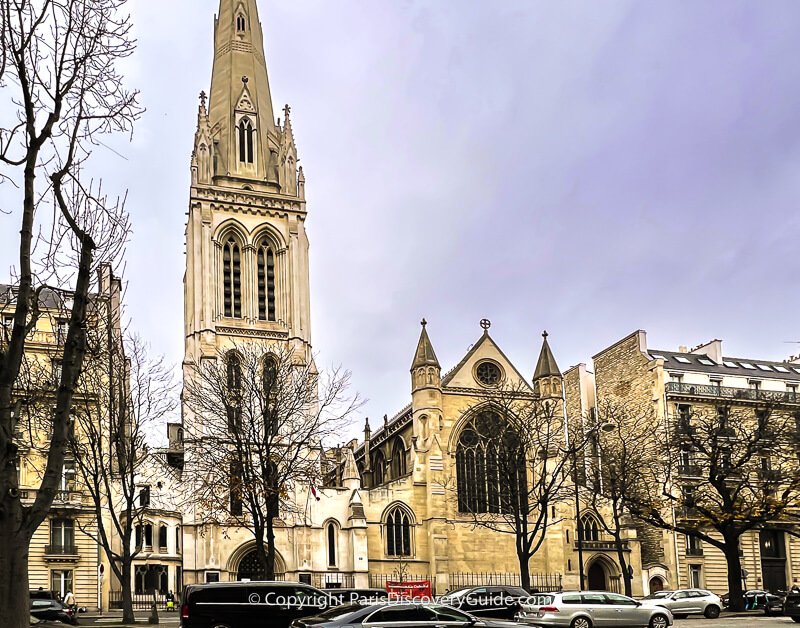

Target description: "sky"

left=2, top=0, right=800, bottom=435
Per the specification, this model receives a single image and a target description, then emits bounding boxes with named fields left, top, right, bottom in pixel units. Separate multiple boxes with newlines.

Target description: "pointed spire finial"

left=421, top=318, right=427, bottom=328
left=199, top=91, right=207, bottom=108
left=480, top=318, right=491, bottom=334
left=542, top=330, right=548, bottom=339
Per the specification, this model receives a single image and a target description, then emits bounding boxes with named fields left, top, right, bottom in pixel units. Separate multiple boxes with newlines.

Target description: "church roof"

left=533, top=331, right=561, bottom=380
left=411, top=319, right=440, bottom=370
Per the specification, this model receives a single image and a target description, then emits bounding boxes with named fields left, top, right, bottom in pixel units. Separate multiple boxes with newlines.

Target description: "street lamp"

left=574, top=420, right=615, bottom=591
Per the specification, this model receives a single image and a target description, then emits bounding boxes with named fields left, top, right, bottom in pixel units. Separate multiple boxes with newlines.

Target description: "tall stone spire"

left=411, top=319, right=440, bottom=370
left=208, top=0, right=282, bottom=185
left=533, top=330, right=563, bottom=399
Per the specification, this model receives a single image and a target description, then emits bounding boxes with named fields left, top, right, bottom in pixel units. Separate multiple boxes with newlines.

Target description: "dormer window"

left=236, top=13, right=247, bottom=32
left=237, top=118, right=254, bottom=164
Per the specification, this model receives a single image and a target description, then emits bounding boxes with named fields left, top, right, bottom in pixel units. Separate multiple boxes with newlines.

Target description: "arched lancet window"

left=238, top=118, right=254, bottom=164
left=385, top=505, right=413, bottom=557
left=226, top=352, right=242, bottom=391
left=580, top=513, right=601, bottom=542
left=236, top=13, right=246, bottom=32
left=456, top=410, right=527, bottom=514
left=222, top=237, right=242, bottom=317
left=262, top=355, right=279, bottom=436
left=372, top=450, right=385, bottom=486
left=326, top=521, right=338, bottom=567
left=257, top=239, right=276, bottom=321
left=390, top=437, right=407, bottom=479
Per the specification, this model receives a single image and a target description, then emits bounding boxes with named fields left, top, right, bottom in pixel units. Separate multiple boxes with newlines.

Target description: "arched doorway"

left=234, top=547, right=286, bottom=581
left=587, top=562, right=607, bottom=591
left=649, top=576, right=665, bottom=594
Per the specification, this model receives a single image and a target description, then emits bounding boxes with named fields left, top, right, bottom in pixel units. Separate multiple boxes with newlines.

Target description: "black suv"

left=180, top=581, right=333, bottom=628
left=440, top=585, right=531, bottom=619
left=30, top=598, right=79, bottom=625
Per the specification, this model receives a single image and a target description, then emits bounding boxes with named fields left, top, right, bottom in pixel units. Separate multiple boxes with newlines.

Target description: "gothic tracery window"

left=455, top=410, right=527, bottom=514
left=372, top=450, right=385, bottom=486
left=385, top=505, right=412, bottom=557
left=236, top=13, right=246, bottom=32
left=390, top=437, right=407, bottom=479
left=238, top=118, right=254, bottom=164
left=257, top=240, right=276, bottom=321
left=580, top=513, right=601, bottom=542
left=222, top=237, right=242, bottom=317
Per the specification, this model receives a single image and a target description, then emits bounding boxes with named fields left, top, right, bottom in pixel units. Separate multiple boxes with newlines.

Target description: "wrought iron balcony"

left=575, top=539, right=629, bottom=551
left=45, top=544, right=78, bottom=557
left=666, top=382, right=800, bottom=405
left=685, top=547, right=704, bottom=557
left=677, top=464, right=703, bottom=478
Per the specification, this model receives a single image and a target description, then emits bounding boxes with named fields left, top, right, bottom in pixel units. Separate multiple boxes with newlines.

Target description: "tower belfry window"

left=236, top=13, right=247, bottom=32
left=223, top=237, right=242, bottom=317
left=238, top=118, right=254, bottom=164
left=257, top=240, right=276, bottom=321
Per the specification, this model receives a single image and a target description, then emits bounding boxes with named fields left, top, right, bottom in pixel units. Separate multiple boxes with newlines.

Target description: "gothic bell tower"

left=184, top=0, right=311, bottom=372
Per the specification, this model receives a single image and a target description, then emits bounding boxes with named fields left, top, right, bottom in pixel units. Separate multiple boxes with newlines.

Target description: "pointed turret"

left=191, top=91, right=213, bottom=185
left=206, top=0, right=298, bottom=188
left=533, top=330, right=563, bottom=399
left=411, top=318, right=440, bottom=370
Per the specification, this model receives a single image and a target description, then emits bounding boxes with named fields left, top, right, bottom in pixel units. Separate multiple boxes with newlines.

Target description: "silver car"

left=516, top=591, right=673, bottom=628
left=639, top=589, right=722, bottom=619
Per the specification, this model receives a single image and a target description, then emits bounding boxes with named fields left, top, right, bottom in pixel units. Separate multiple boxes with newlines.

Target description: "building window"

left=1, top=314, right=13, bottom=341
left=60, top=459, right=76, bottom=492
left=326, top=522, right=338, bottom=567
left=455, top=410, right=527, bottom=514
left=50, top=518, right=74, bottom=553
left=158, top=525, right=168, bottom=552
left=139, top=486, right=151, bottom=507
left=144, top=523, right=153, bottom=548
left=55, top=319, right=68, bottom=344
left=230, top=461, right=243, bottom=516
left=385, top=505, right=413, bottom=557
left=262, top=356, right=279, bottom=436
left=579, top=514, right=601, bottom=542
left=372, top=450, right=386, bottom=486
left=50, top=570, right=73, bottom=599
left=390, top=438, right=407, bottom=479
left=236, top=13, right=246, bottom=32
left=52, top=359, right=62, bottom=386
left=238, top=117, right=254, bottom=164
left=686, top=534, right=703, bottom=556
left=176, top=526, right=181, bottom=554
left=136, top=564, right=169, bottom=595
left=689, top=564, right=702, bottom=588
left=257, top=241, right=276, bottom=321
left=226, top=352, right=242, bottom=391
left=222, top=237, right=242, bottom=318
left=476, top=361, right=502, bottom=386
left=205, top=571, right=220, bottom=583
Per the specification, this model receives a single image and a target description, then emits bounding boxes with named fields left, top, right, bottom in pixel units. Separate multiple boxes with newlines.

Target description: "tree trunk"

left=723, top=536, right=746, bottom=612
left=266, top=507, right=276, bottom=580
left=0, top=518, right=31, bottom=628
left=613, top=534, right=632, bottom=597
left=517, top=546, right=531, bottom=592
left=122, top=556, right=135, bottom=624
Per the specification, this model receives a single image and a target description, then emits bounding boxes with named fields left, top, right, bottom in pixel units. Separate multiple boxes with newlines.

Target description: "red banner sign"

left=386, top=580, right=433, bottom=601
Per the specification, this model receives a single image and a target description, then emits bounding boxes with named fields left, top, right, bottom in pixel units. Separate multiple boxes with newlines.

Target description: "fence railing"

left=44, top=544, right=78, bottom=556
left=110, top=591, right=176, bottom=610
left=369, top=573, right=432, bottom=589
left=448, top=572, right=562, bottom=592
left=314, top=573, right=356, bottom=589
left=666, top=382, right=800, bottom=405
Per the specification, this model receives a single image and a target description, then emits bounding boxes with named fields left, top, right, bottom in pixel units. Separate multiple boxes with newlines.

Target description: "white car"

left=639, top=589, right=722, bottom=619
left=516, top=591, right=672, bottom=628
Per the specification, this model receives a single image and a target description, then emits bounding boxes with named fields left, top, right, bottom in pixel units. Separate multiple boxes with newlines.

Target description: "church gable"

left=235, top=86, right=256, bottom=113
left=441, top=332, right=532, bottom=392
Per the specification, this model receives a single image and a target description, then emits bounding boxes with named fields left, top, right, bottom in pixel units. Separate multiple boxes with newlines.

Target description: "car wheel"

left=571, top=616, right=592, bottom=628
left=704, top=605, right=720, bottom=619
left=650, top=613, right=669, bottom=628
left=792, top=617, right=800, bottom=623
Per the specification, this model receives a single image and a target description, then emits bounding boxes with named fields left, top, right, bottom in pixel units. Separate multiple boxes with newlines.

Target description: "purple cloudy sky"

left=2, top=0, right=800, bottom=432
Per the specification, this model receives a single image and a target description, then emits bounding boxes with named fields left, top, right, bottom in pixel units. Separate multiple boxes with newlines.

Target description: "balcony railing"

left=686, top=547, right=704, bottom=557
left=45, top=544, right=78, bottom=556
left=677, top=464, right=703, bottom=478
left=666, top=382, right=800, bottom=405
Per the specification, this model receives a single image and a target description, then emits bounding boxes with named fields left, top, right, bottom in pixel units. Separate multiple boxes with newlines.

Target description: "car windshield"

left=643, top=591, right=673, bottom=599
left=315, top=602, right=368, bottom=620
left=444, top=588, right=471, bottom=598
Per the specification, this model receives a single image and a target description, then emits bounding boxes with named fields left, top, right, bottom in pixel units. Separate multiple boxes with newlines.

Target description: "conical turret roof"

left=411, top=319, right=440, bottom=370
left=533, top=331, right=561, bottom=380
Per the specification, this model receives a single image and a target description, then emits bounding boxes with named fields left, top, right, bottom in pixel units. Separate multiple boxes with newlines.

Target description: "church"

left=120, top=0, right=653, bottom=603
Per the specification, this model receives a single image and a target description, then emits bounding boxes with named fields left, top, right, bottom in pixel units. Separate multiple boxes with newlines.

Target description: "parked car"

left=180, top=581, right=334, bottom=628
left=783, top=591, right=800, bottom=622
left=325, top=588, right=388, bottom=605
left=721, top=589, right=782, bottom=611
left=30, top=598, right=78, bottom=625
left=639, top=589, right=722, bottom=619
left=763, top=592, right=785, bottom=616
left=517, top=591, right=672, bottom=628
left=289, top=601, right=519, bottom=628
left=440, top=585, right=532, bottom=619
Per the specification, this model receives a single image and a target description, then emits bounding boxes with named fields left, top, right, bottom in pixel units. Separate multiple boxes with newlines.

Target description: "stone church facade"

left=117, top=0, right=653, bottom=602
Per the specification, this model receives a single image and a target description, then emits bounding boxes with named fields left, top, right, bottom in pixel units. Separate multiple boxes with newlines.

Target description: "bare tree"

left=582, top=400, right=656, bottom=597
left=182, top=344, right=360, bottom=580
left=452, top=382, right=581, bottom=591
left=621, top=402, right=800, bottom=611
left=70, top=332, right=176, bottom=623
left=0, top=1, right=140, bottom=623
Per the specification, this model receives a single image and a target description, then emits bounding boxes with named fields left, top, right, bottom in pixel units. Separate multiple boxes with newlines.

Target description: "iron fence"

left=110, top=591, right=176, bottom=610
left=448, top=572, right=562, bottom=593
